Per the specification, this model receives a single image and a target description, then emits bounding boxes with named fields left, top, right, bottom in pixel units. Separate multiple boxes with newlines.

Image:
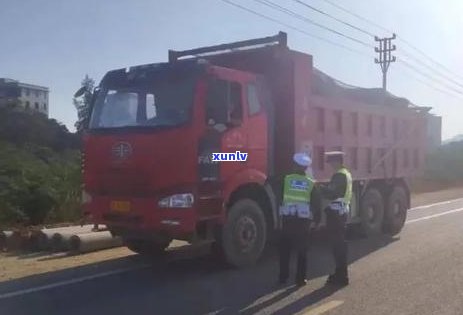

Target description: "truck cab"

left=83, top=58, right=275, bottom=266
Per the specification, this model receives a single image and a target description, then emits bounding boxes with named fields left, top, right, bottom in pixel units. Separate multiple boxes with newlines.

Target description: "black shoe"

left=326, top=274, right=349, bottom=287
left=296, top=279, right=308, bottom=287
left=338, top=277, right=349, bottom=286
left=326, top=274, right=337, bottom=284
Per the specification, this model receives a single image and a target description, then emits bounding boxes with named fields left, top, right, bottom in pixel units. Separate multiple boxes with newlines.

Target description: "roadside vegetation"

left=411, top=141, right=463, bottom=193
left=0, top=76, right=94, bottom=229
left=424, top=140, right=463, bottom=183
left=0, top=107, right=81, bottom=228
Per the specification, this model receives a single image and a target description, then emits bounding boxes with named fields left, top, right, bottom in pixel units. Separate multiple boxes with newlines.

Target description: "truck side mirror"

left=74, top=86, right=87, bottom=98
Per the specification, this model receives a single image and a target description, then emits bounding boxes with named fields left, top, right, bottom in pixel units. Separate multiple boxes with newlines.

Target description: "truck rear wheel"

left=221, top=199, right=267, bottom=267
left=124, top=238, right=171, bottom=257
left=383, top=186, right=408, bottom=236
left=360, top=188, right=384, bottom=236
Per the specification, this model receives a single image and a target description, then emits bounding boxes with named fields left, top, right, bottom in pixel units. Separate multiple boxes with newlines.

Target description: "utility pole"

left=375, top=34, right=397, bottom=91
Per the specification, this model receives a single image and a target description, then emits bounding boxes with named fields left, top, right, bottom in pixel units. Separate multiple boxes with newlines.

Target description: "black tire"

left=221, top=199, right=267, bottom=267
left=124, top=238, right=171, bottom=256
left=383, top=186, right=408, bottom=236
left=360, top=188, right=385, bottom=236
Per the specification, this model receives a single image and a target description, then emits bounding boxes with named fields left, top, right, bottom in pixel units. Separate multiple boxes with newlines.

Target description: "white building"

left=0, top=78, right=49, bottom=116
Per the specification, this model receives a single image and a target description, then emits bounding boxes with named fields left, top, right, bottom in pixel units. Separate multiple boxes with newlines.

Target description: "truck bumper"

left=84, top=196, right=198, bottom=239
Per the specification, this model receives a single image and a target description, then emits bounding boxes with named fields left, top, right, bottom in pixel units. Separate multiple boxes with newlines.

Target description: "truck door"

left=244, top=81, right=268, bottom=176
left=206, top=79, right=248, bottom=179
left=197, top=78, right=248, bottom=218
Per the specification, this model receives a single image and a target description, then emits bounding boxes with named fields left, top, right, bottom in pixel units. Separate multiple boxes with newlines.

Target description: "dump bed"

left=172, top=33, right=431, bottom=182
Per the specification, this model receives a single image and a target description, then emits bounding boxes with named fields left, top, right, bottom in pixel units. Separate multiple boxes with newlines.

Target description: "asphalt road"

left=2, top=198, right=463, bottom=315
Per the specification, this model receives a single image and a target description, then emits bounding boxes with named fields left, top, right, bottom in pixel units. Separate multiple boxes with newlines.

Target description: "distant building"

left=0, top=78, right=49, bottom=116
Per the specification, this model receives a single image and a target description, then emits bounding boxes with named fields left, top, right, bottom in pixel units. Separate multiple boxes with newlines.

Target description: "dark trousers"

left=325, top=208, right=348, bottom=278
left=278, top=216, right=311, bottom=282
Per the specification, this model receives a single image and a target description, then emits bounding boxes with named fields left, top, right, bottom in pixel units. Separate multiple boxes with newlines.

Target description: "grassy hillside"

left=0, top=107, right=81, bottom=228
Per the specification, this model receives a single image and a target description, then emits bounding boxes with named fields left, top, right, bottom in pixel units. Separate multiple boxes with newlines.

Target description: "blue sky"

left=1, top=0, right=462, bottom=140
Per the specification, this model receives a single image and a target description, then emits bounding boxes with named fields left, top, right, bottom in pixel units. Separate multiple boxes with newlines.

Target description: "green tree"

left=45, top=153, right=82, bottom=223
left=0, top=104, right=82, bottom=228
left=74, top=74, right=95, bottom=133
left=0, top=140, right=82, bottom=227
left=0, top=141, right=51, bottom=226
left=0, top=106, right=79, bottom=151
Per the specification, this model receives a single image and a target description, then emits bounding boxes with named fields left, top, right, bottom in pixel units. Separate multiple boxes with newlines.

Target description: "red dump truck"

left=81, top=32, right=436, bottom=266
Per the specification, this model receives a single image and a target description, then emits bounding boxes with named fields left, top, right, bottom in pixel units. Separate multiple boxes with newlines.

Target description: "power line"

left=254, top=0, right=462, bottom=94
left=254, top=0, right=373, bottom=48
left=319, top=0, right=392, bottom=34
left=282, top=0, right=463, bottom=94
left=397, top=67, right=463, bottom=100
left=319, top=0, right=463, bottom=88
left=290, top=0, right=463, bottom=91
left=219, top=0, right=372, bottom=57
left=398, top=37, right=463, bottom=82
left=319, top=0, right=463, bottom=82
left=399, top=49, right=463, bottom=90
left=398, top=59, right=463, bottom=96
left=220, top=0, right=463, bottom=100
left=292, top=0, right=375, bottom=37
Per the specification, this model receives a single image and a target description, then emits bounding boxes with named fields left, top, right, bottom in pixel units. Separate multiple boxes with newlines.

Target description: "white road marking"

left=300, top=300, right=344, bottom=315
left=0, top=264, right=149, bottom=300
left=406, top=207, right=463, bottom=224
left=409, top=198, right=463, bottom=211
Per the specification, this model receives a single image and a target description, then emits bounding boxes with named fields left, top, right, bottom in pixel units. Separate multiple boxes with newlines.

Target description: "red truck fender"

left=223, top=169, right=279, bottom=229
left=223, top=168, right=267, bottom=200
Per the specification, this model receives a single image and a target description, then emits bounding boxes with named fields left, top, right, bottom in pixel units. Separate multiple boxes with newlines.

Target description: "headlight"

left=158, top=193, right=194, bottom=208
left=82, top=190, right=92, bottom=204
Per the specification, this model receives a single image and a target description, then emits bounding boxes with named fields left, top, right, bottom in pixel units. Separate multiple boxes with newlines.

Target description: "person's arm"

left=319, top=173, right=347, bottom=200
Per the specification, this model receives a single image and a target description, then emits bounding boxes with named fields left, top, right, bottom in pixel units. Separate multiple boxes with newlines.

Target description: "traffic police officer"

left=320, top=151, right=353, bottom=286
left=278, top=152, right=321, bottom=286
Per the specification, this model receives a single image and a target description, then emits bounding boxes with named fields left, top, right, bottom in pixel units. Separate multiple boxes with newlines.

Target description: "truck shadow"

left=0, top=233, right=399, bottom=315
left=128, top=233, right=399, bottom=315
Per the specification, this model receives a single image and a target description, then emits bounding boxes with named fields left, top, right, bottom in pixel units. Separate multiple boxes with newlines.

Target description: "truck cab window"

left=247, top=83, right=261, bottom=115
left=206, top=79, right=243, bottom=127
left=90, top=76, right=195, bottom=129
left=99, top=90, right=137, bottom=127
left=146, top=93, right=156, bottom=119
left=229, top=82, right=242, bottom=125
left=206, top=79, right=228, bottom=126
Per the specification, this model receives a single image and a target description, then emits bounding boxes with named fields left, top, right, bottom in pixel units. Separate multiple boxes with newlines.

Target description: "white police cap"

left=293, top=152, right=312, bottom=167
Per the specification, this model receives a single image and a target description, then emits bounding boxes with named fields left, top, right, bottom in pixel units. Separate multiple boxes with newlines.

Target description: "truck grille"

left=98, top=170, right=151, bottom=196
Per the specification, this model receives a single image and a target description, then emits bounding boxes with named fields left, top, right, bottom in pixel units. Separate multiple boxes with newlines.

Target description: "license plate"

left=110, top=201, right=131, bottom=212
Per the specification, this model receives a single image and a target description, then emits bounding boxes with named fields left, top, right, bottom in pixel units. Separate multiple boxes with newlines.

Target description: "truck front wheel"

left=221, top=199, right=267, bottom=267
left=360, top=188, right=385, bottom=236
left=383, top=186, right=408, bottom=236
left=124, top=238, right=171, bottom=257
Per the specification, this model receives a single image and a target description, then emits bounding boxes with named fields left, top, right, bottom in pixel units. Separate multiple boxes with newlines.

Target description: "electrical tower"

left=375, top=34, right=397, bottom=91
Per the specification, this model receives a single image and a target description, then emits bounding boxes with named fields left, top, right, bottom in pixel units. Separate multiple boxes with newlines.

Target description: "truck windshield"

left=89, top=77, right=195, bottom=129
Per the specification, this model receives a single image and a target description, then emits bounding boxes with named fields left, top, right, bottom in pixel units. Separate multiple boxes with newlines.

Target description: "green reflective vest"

left=336, top=167, right=353, bottom=205
left=282, top=174, right=314, bottom=205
